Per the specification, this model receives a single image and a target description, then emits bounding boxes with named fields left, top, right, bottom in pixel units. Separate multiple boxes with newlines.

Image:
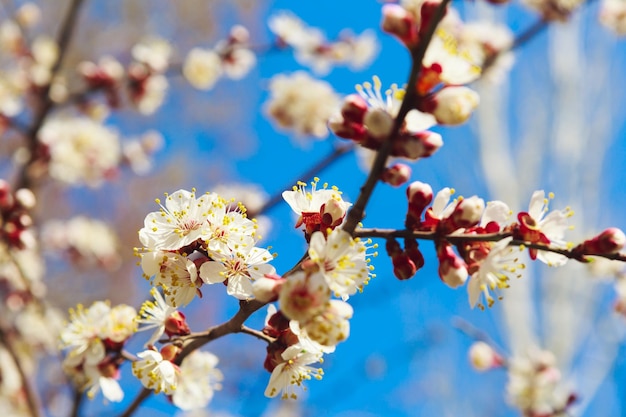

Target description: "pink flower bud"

left=578, top=228, right=626, bottom=255
left=321, top=198, right=349, bottom=229
left=364, top=108, right=394, bottom=140
left=160, top=344, right=181, bottom=362
left=468, top=341, right=503, bottom=371
left=229, top=25, right=250, bottom=44
left=406, top=181, right=434, bottom=225
left=328, top=118, right=367, bottom=141
left=437, top=243, right=468, bottom=288
left=341, top=94, right=368, bottom=123
left=381, top=163, right=412, bottom=187
left=419, top=1, right=447, bottom=37
left=164, top=311, right=190, bottom=337
left=428, top=86, right=480, bottom=126
left=449, top=196, right=485, bottom=229
left=0, top=179, right=14, bottom=210
left=15, top=188, right=36, bottom=209
left=392, top=251, right=417, bottom=280
left=381, top=4, right=419, bottom=46
left=393, top=131, right=443, bottom=160
left=405, top=239, right=425, bottom=270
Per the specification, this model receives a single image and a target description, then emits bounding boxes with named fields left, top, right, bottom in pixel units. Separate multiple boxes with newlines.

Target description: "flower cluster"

left=390, top=182, right=579, bottom=308
left=60, top=301, right=137, bottom=402
left=268, top=11, right=378, bottom=75
left=244, top=181, right=376, bottom=397
left=137, top=188, right=275, bottom=305
left=42, top=216, right=121, bottom=271
left=132, top=348, right=223, bottom=409
left=265, top=71, right=341, bottom=139
left=38, top=117, right=121, bottom=187
left=183, top=25, right=256, bottom=91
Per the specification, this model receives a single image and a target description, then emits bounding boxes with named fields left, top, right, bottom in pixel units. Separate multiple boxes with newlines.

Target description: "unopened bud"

left=392, top=251, right=417, bottom=280
left=405, top=239, right=425, bottom=270
left=15, top=188, right=36, bottom=209
left=321, top=198, right=348, bottom=229
left=578, top=227, right=626, bottom=255
left=468, top=341, right=502, bottom=371
left=406, top=181, right=433, bottom=225
left=341, top=94, right=368, bottom=123
left=428, top=86, right=479, bottom=126
left=160, top=344, right=181, bottom=362
left=381, top=4, right=419, bottom=46
left=0, top=180, right=14, bottom=209
left=364, top=108, right=393, bottom=140
left=449, top=196, right=485, bottom=229
left=329, top=118, right=368, bottom=142
left=229, top=25, right=250, bottom=44
left=437, top=243, right=468, bottom=288
left=419, top=1, right=447, bottom=37
left=394, top=131, right=443, bottom=160
left=164, top=311, right=190, bottom=337
left=382, top=163, right=412, bottom=187
left=16, top=3, right=41, bottom=28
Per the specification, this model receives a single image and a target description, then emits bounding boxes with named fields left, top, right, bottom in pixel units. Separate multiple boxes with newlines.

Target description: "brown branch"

left=353, top=228, right=626, bottom=262
left=239, top=325, right=274, bottom=343
left=15, top=0, right=85, bottom=190
left=116, top=299, right=267, bottom=417
left=117, top=388, right=151, bottom=417
left=69, top=388, right=83, bottom=417
left=342, top=0, right=452, bottom=235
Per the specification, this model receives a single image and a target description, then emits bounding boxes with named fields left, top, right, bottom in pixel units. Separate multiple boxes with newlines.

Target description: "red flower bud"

left=381, top=163, right=412, bottom=187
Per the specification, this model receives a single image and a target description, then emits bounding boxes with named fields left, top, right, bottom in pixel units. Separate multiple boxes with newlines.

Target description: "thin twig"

left=353, top=228, right=626, bottom=262
left=116, top=299, right=267, bottom=417
left=342, top=0, right=452, bottom=235
left=69, top=388, right=83, bottom=417
left=239, top=325, right=274, bottom=343
left=15, top=0, right=85, bottom=190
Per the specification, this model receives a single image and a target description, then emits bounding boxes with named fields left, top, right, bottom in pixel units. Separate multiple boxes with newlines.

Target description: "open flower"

left=307, top=228, right=374, bottom=299
left=264, top=343, right=324, bottom=399
left=172, top=351, right=223, bottom=410
left=132, top=350, right=179, bottom=395
left=467, top=237, right=523, bottom=309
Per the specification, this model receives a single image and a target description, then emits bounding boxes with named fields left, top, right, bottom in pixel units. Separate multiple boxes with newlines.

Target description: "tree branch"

left=342, top=0, right=452, bottom=235
left=15, top=0, right=85, bottom=190
left=353, top=228, right=626, bottom=262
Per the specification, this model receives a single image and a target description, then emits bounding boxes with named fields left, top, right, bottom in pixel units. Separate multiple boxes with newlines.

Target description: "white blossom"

left=172, top=351, right=223, bottom=410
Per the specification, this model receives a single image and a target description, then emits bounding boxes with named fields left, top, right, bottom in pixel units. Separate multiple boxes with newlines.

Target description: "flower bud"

left=419, top=1, right=447, bottom=37
left=449, top=196, right=485, bottom=229
left=321, top=198, right=348, bottom=229
left=381, top=4, right=419, bottom=46
left=341, top=94, right=368, bottom=123
left=406, top=181, right=433, bottom=225
left=577, top=228, right=626, bottom=255
left=0, top=180, right=14, bottom=210
left=15, top=188, right=36, bottom=209
left=437, top=243, right=468, bottom=288
left=381, top=163, right=412, bottom=187
left=386, top=239, right=416, bottom=280
left=229, top=25, right=250, bottom=44
left=164, top=311, right=191, bottom=337
left=160, top=344, right=181, bottom=362
left=329, top=118, right=367, bottom=141
left=364, top=108, right=394, bottom=140
left=428, top=86, right=480, bottom=125
left=405, top=239, right=425, bottom=270
left=394, top=131, right=443, bottom=160
left=468, top=341, right=503, bottom=371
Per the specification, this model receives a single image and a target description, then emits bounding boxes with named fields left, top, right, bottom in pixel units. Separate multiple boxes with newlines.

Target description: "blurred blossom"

left=42, top=217, right=121, bottom=271
left=38, top=117, right=121, bottom=187
left=265, top=71, right=340, bottom=140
